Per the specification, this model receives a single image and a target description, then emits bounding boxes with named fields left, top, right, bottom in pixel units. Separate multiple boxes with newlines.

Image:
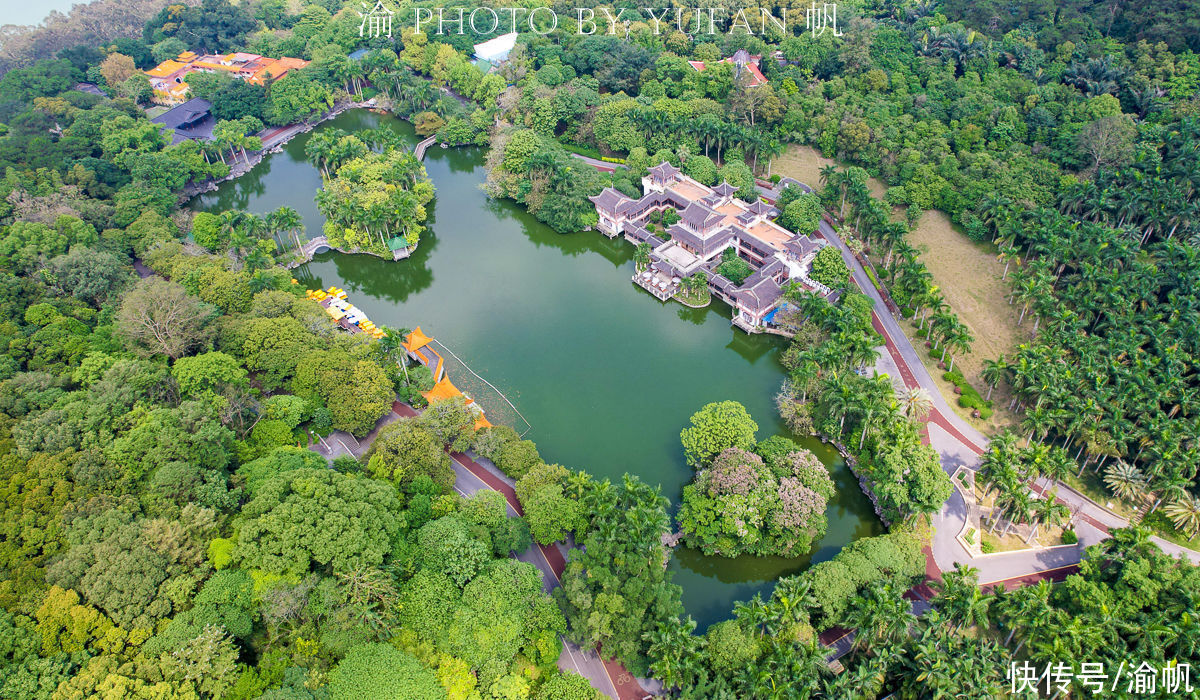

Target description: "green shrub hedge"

left=943, top=370, right=993, bottom=419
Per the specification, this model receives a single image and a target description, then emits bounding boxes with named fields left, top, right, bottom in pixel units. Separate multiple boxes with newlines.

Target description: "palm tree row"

left=626, top=107, right=785, bottom=174
left=209, top=206, right=301, bottom=270
left=818, top=165, right=976, bottom=372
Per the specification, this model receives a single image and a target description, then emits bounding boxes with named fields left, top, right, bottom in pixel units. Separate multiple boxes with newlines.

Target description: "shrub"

left=980, top=541, right=996, bottom=554
left=716, top=255, right=753, bottom=285
left=943, top=371, right=993, bottom=418
left=1061, top=529, right=1078, bottom=545
left=808, top=246, right=850, bottom=287
left=496, top=439, right=541, bottom=479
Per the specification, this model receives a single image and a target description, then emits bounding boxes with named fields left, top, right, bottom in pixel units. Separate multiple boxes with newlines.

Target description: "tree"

left=366, top=418, right=454, bottom=492
left=234, top=468, right=405, bottom=576
left=328, top=643, right=443, bottom=700
left=680, top=401, right=759, bottom=467
left=117, top=278, right=215, bottom=359
left=517, top=463, right=584, bottom=545
left=536, top=671, right=602, bottom=700
left=44, top=247, right=131, bottom=306
left=98, top=53, right=135, bottom=87
left=778, top=194, right=823, bottom=234
left=291, top=350, right=394, bottom=436
left=1077, top=115, right=1137, bottom=177
left=417, top=516, right=490, bottom=587
left=171, top=351, right=247, bottom=398
left=157, top=624, right=240, bottom=698
left=421, top=395, right=477, bottom=452
left=808, top=246, right=850, bottom=287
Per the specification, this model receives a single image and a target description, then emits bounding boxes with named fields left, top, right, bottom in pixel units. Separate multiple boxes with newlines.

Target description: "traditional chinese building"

left=145, top=51, right=310, bottom=105
left=590, top=162, right=836, bottom=332
left=687, top=49, right=768, bottom=87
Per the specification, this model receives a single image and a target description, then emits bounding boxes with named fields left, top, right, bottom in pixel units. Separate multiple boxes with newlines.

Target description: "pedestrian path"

left=812, top=209, right=1197, bottom=586
left=390, top=402, right=645, bottom=699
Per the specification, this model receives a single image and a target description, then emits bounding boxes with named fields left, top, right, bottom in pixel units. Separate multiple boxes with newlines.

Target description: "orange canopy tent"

left=402, top=326, right=434, bottom=353
left=422, top=376, right=472, bottom=405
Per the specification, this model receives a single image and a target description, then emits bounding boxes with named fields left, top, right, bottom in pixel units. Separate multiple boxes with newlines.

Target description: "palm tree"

left=377, top=325, right=411, bottom=381
left=270, top=206, right=304, bottom=251
left=981, top=357, right=1008, bottom=401
left=1104, top=460, right=1146, bottom=503
left=897, top=386, right=934, bottom=419
left=634, top=243, right=651, bottom=270
left=819, top=372, right=859, bottom=435
left=644, top=616, right=703, bottom=694
left=1039, top=446, right=1075, bottom=492
left=945, top=324, right=974, bottom=372
left=1026, top=492, right=1070, bottom=544
left=846, top=582, right=911, bottom=652
left=1164, top=494, right=1200, bottom=541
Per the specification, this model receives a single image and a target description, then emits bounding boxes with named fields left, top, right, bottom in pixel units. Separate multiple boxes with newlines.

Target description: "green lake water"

left=191, top=110, right=881, bottom=628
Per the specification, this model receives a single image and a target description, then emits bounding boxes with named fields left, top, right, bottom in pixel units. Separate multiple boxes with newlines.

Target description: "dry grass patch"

left=772, top=145, right=887, bottom=199
left=905, top=210, right=1023, bottom=429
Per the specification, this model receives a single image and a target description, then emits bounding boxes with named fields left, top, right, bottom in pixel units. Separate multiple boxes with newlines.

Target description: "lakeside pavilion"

left=403, top=327, right=492, bottom=430
left=590, top=162, right=838, bottom=332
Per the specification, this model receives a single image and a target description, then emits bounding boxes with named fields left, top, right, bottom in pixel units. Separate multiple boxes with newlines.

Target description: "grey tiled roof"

left=712, top=182, right=738, bottom=197
left=784, top=236, right=823, bottom=259
left=667, top=224, right=702, bottom=252
left=680, top=201, right=724, bottom=231
left=645, top=235, right=665, bottom=248
left=735, top=276, right=784, bottom=313
left=748, top=200, right=778, bottom=217
left=589, top=187, right=632, bottom=212
left=150, top=97, right=216, bottom=145
left=627, top=226, right=652, bottom=242
left=648, top=162, right=681, bottom=182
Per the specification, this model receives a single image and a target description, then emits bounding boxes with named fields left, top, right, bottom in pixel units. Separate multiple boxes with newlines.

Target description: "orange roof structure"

left=474, top=415, right=493, bottom=430
left=423, top=377, right=466, bottom=404
left=146, top=60, right=188, bottom=78
left=248, top=57, right=309, bottom=85
left=402, top=326, right=434, bottom=353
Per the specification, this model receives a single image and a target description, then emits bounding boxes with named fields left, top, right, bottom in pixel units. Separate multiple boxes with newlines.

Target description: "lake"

left=191, top=110, right=881, bottom=628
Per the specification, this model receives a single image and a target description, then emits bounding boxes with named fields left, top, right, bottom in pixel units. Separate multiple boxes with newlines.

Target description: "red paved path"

left=392, top=401, right=642, bottom=699
left=869, top=313, right=986, bottom=456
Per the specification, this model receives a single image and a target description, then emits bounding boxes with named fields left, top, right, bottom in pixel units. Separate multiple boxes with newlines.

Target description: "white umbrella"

left=642, top=271, right=652, bottom=279
left=671, top=277, right=681, bottom=284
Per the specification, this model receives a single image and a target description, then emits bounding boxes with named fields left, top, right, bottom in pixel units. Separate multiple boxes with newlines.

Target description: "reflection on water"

left=192, top=110, right=881, bottom=629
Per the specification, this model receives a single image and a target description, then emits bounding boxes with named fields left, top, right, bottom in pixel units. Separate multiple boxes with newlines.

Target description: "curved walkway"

left=391, top=402, right=648, bottom=700
left=816, top=217, right=1197, bottom=584
left=414, top=135, right=437, bottom=161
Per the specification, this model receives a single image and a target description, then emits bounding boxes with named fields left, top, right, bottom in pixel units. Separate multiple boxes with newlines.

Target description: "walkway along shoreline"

left=389, top=402, right=652, bottom=700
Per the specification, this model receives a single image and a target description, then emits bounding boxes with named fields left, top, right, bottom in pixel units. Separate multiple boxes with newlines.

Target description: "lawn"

left=1140, top=510, right=1200, bottom=552
left=901, top=211, right=1023, bottom=431
left=771, top=145, right=887, bottom=198
left=1060, top=469, right=1200, bottom=552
